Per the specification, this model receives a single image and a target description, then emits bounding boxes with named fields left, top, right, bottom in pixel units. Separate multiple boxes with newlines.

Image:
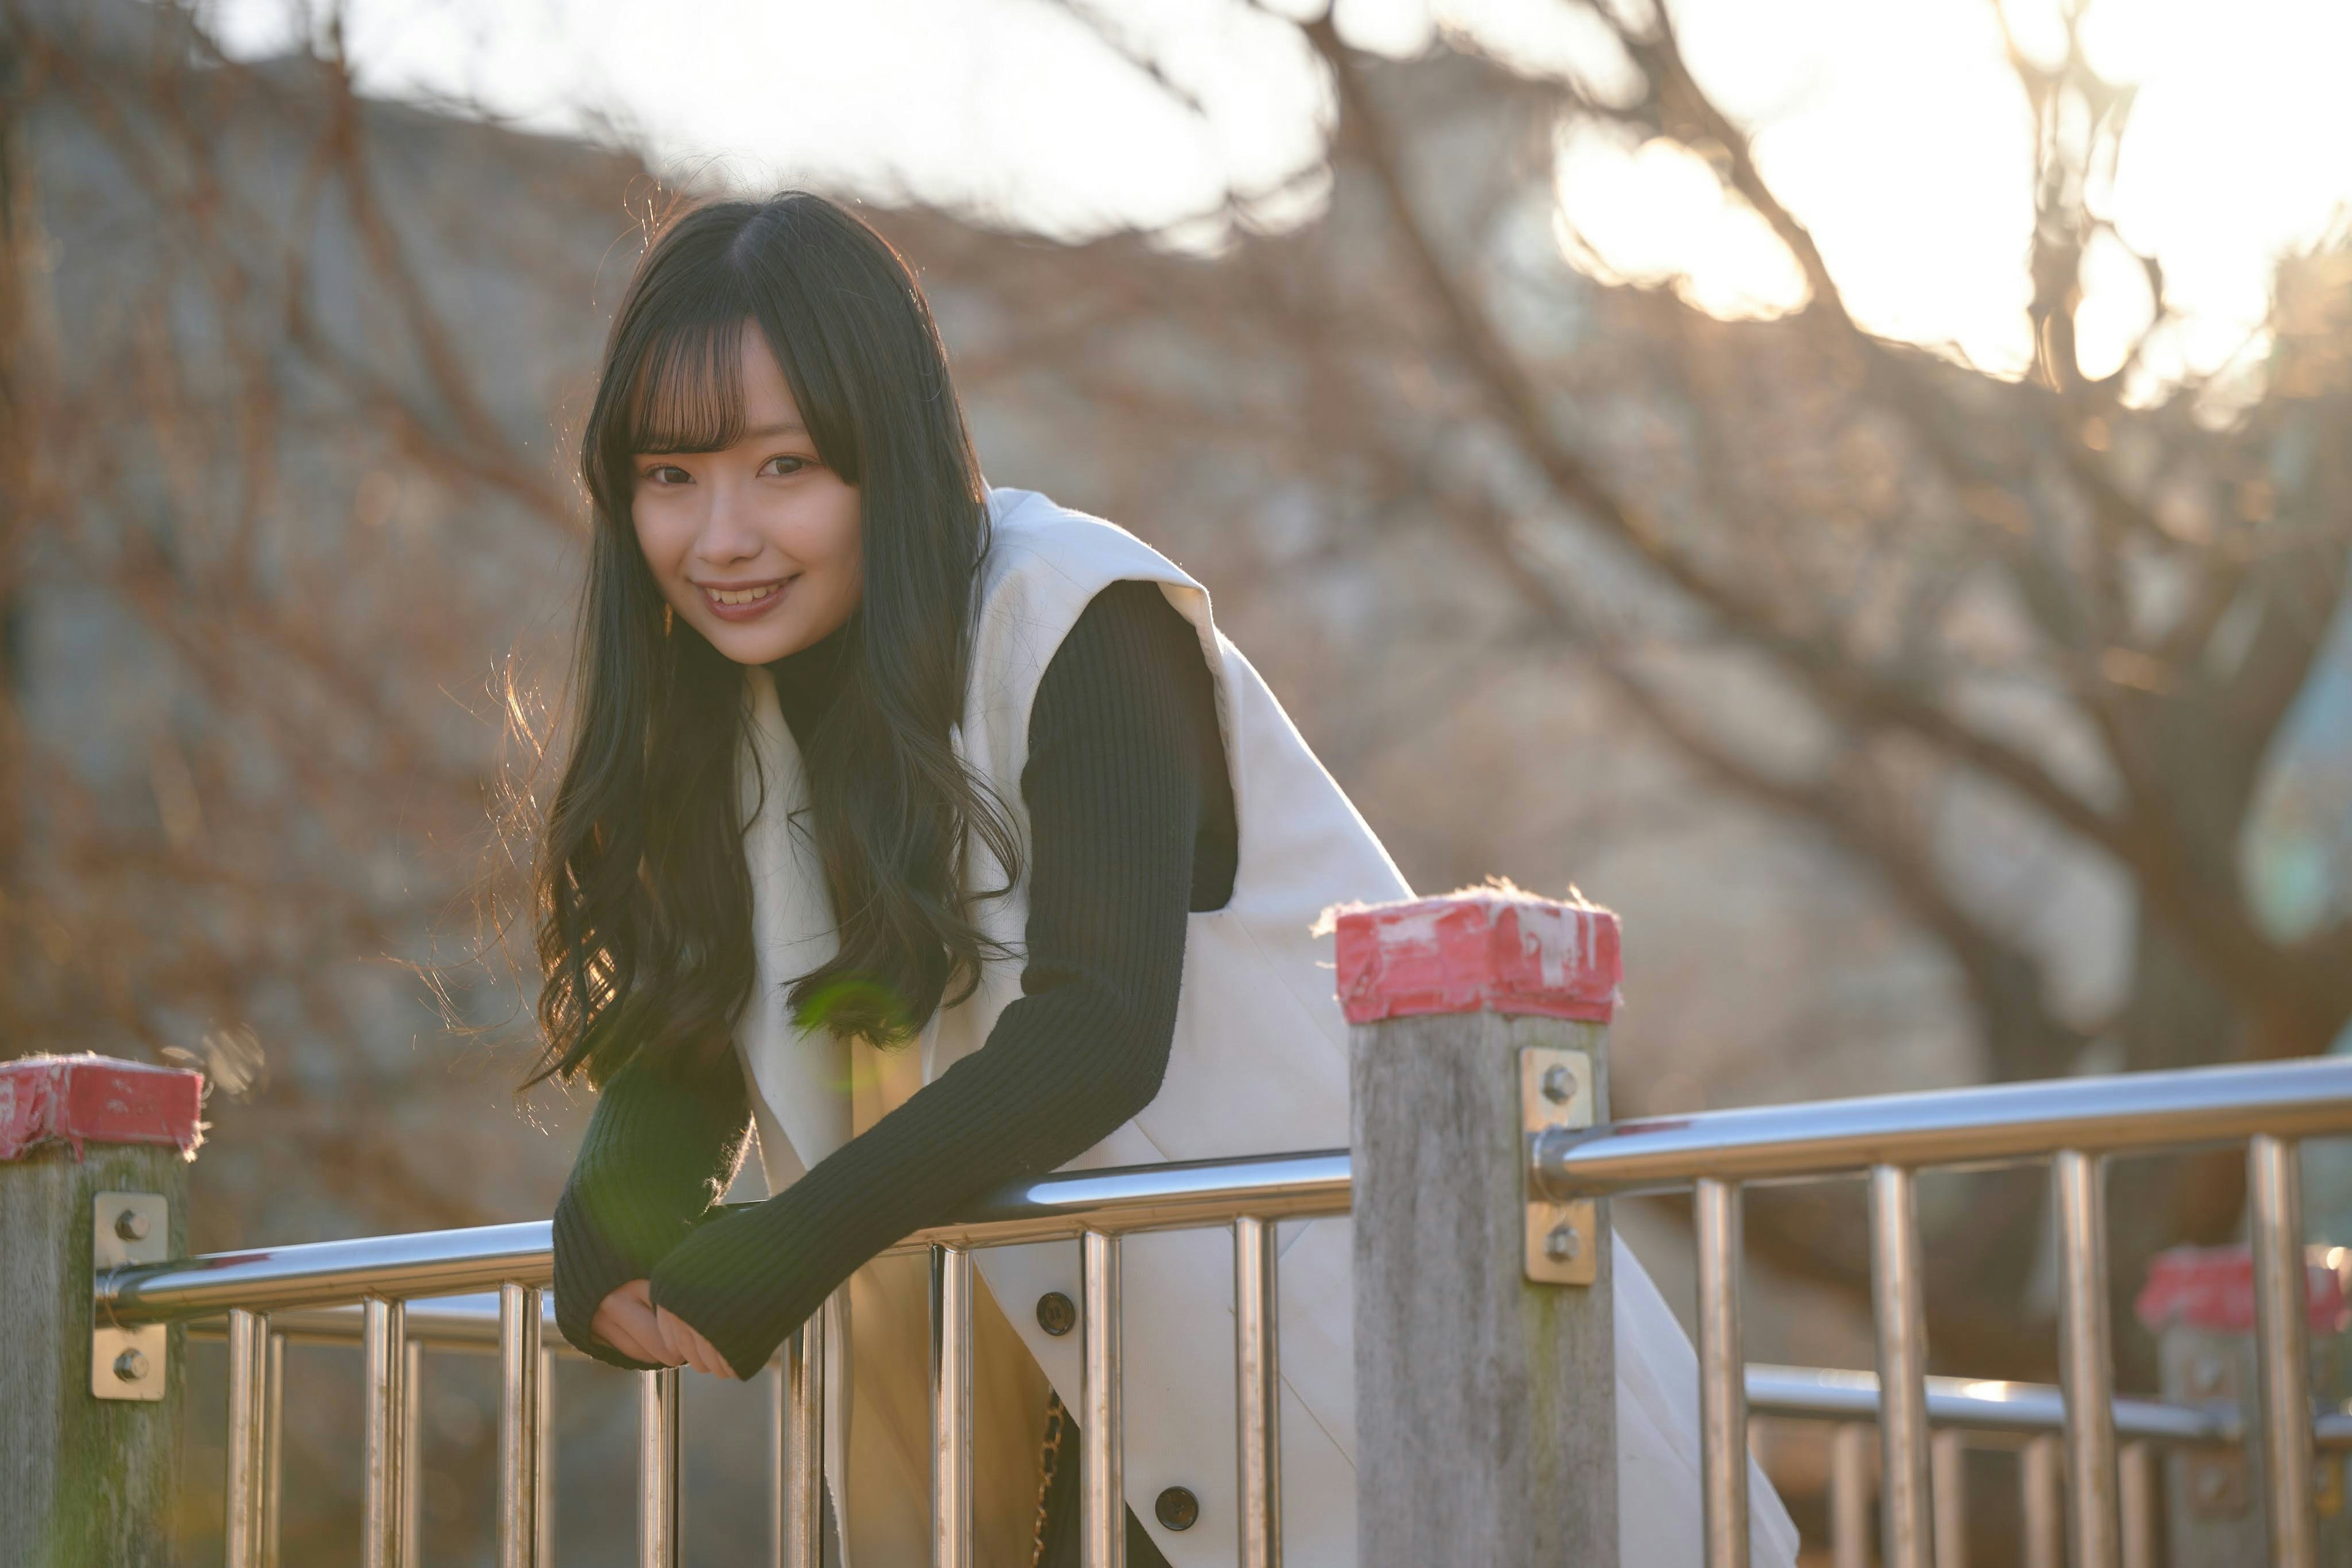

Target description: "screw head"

left=1541, top=1065, right=1577, bottom=1105
left=1153, top=1485, right=1200, bottom=1532
left=1544, top=1223, right=1582, bottom=1262
left=2190, top=1355, right=2226, bottom=1397
left=1035, top=1291, right=1077, bottom=1338
left=113, top=1208, right=151, bottom=1243
left=113, top=1348, right=150, bottom=1383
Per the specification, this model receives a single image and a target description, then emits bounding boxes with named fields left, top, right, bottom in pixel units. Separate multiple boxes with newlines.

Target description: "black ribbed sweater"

left=549, top=581, right=1236, bottom=1378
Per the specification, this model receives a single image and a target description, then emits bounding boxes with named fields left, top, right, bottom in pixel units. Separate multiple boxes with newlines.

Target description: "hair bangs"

left=624, top=312, right=749, bottom=456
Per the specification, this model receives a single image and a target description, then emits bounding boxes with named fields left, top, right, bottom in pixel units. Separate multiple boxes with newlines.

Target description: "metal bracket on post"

left=92, top=1191, right=170, bottom=1401
left=2178, top=1346, right=2250, bottom=1518
left=1521, top=1047, right=1596, bottom=1286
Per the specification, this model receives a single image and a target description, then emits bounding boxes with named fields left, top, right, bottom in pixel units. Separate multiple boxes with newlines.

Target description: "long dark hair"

left=528, top=193, right=1018, bottom=1088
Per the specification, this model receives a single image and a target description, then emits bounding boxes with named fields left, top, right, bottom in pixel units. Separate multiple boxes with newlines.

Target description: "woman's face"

left=631, top=328, right=863, bottom=666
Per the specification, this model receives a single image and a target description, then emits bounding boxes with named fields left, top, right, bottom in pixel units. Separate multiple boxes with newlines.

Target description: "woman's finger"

left=590, top=1308, right=644, bottom=1363
left=652, top=1305, right=694, bottom=1366
left=657, top=1307, right=715, bottom=1376
left=594, top=1306, right=661, bottom=1365
left=657, top=1307, right=733, bottom=1380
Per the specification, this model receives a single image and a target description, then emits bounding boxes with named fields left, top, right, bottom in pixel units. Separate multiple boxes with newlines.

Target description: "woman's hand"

left=589, top=1278, right=737, bottom=1378
left=590, top=1280, right=677, bottom=1367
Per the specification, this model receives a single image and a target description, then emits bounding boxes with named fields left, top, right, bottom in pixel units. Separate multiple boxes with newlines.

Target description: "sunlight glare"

left=198, top=0, right=2352, bottom=394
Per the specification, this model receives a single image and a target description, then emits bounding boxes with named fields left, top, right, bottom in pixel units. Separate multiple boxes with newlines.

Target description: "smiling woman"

left=529, top=192, right=1794, bottom=1568
left=542, top=195, right=1017, bottom=1084
left=629, top=334, right=865, bottom=660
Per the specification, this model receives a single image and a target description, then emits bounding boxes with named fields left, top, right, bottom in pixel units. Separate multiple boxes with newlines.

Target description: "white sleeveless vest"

left=734, top=488, right=1799, bottom=1567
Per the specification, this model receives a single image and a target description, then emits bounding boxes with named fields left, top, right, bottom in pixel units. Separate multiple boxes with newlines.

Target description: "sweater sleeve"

left=550, top=1052, right=755, bottom=1368
left=646, top=580, right=1226, bottom=1376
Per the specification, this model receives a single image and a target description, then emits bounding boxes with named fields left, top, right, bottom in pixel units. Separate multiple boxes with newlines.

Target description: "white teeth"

left=707, top=583, right=781, bottom=606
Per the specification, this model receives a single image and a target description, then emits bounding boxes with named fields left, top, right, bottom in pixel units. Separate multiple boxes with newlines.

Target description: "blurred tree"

left=1025, top=0, right=2352, bottom=1370
left=0, top=3, right=680, bottom=1557
left=0, top=0, right=609, bottom=1219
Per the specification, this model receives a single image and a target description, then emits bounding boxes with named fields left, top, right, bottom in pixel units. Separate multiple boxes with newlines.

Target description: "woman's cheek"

left=633, top=500, right=688, bottom=580
left=831, top=491, right=866, bottom=573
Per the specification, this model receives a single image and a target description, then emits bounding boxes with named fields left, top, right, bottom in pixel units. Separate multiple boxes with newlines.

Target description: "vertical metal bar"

left=2118, top=1441, right=2157, bottom=1568
left=263, top=1330, right=285, bottom=1568
left=1830, top=1423, right=1872, bottom=1568
left=500, top=1282, right=545, bottom=1568
left=1869, top=1164, right=1932, bottom=1568
left=1082, top=1229, right=1125, bottom=1568
left=1234, top=1215, right=1282, bottom=1568
left=932, top=1244, right=974, bottom=1568
left=361, top=1297, right=407, bottom=1568
left=785, top=1310, right=826, bottom=1568
left=402, top=1338, right=423, bottom=1568
left=2021, top=1434, right=2063, bottom=1568
left=771, top=1355, right=787, bottom=1568
left=537, top=1347, right=557, bottom=1568
left=225, top=1308, right=269, bottom=1568
left=2054, top=1148, right=2120, bottom=1568
left=1695, top=1178, right=1750, bottom=1568
left=638, top=1366, right=682, bottom=1568
left=2250, top=1133, right=2317, bottom=1568
left=1930, top=1431, right=1967, bottom=1568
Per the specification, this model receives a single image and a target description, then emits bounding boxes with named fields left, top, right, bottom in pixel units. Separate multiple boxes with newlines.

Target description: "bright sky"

left=204, top=0, right=2352, bottom=391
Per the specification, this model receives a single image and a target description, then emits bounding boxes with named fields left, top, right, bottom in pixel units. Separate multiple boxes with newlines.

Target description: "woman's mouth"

left=696, top=577, right=794, bottom=620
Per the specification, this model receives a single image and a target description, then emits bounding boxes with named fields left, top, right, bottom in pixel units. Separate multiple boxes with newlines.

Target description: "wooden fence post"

left=2137, top=1243, right=2352, bottom=1567
left=1, top=1053, right=205, bottom=1568
left=1341, top=888, right=1622, bottom=1567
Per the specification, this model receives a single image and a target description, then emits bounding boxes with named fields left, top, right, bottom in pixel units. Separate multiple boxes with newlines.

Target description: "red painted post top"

left=2135, top=1244, right=2352, bottom=1336
left=1332, top=886, right=1622, bottom=1025
left=0, top=1054, right=205, bottom=1163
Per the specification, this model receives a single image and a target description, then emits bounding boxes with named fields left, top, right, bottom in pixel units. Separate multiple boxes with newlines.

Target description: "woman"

left=537, top=192, right=1796, bottom=1568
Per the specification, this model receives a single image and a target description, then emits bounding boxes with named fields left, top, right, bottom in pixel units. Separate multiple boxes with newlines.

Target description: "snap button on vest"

left=1035, top=1291, right=1077, bottom=1336
left=1153, top=1487, right=1199, bottom=1531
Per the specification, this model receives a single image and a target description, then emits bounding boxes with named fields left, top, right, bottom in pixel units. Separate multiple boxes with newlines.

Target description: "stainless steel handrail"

left=105, top=1054, right=2352, bottom=1568
left=1521, top=1055, right=2352, bottom=1568
left=108, top=1059, right=2352, bottom=1321
left=183, top=1293, right=2348, bottom=1453
left=1534, top=1057, right=2352, bottom=1196
left=186, top=1292, right=564, bottom=1352
left=102, top=1221, right=554, bottom=1323
left=911, top=1147, right=1351, bottom=1247
left=99, top=1150, right=1351, bottom=1325
left=1744, top=1365, right=2242, bottom=1446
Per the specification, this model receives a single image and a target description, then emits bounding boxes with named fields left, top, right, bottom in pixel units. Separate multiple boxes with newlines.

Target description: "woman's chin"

left=694, top=612, right=827, bottom=667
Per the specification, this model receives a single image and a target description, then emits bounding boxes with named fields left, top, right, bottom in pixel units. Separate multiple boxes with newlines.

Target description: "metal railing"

left=178, top=1294, right=2352, bottom=1566
left=1532, top=1055, right=2352, bottom=1568
left=99, top=1055, right=2352, bottom=1568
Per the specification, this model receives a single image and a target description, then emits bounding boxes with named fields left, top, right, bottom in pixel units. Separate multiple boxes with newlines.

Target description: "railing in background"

left=159, top=1286, right=2352, bottom=1568
left=19, top=887, right=2352, bottom=1567
left=107, top=1118, right=2352, bottom=1568
left=103, top=1146, right=1354, bottom=1568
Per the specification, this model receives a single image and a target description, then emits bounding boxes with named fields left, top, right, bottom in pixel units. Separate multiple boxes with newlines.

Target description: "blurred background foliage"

left=4, top=0, right=2350, bottom=1560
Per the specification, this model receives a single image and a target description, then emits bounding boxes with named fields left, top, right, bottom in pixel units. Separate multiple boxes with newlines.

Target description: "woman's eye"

left=641, top=464, right=692, bottom=486
left=759, top=455, right=810, bottom=478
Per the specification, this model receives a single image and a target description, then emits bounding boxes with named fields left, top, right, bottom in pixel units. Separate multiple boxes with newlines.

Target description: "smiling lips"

left=696, top=577, right=794, bottom=620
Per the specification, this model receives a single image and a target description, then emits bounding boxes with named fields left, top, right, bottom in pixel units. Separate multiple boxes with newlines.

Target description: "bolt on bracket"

left=92, top=1191, right=169, bottom=1402
left=1521, top=1046, right=1597, bottom=1286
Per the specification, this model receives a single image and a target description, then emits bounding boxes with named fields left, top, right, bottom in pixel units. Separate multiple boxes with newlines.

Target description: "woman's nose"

left=692, top=483, right=764, bottom=564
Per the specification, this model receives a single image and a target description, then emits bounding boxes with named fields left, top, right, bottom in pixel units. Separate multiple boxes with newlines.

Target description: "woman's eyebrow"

left=742, top=421, right=807, bottom=440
